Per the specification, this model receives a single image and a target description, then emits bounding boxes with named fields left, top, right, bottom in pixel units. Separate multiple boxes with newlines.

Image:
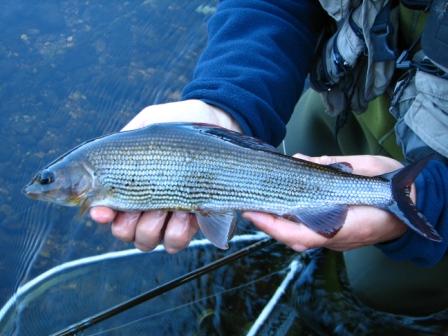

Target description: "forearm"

left=182, top=0, right=322, bottom=145
left=377, top=159, right=448, bottom=266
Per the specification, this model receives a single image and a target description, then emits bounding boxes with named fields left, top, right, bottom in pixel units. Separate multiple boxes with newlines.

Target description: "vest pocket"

left=404, top=70, right=448, bottom=158
left=391, top=69, right=448, bottom=162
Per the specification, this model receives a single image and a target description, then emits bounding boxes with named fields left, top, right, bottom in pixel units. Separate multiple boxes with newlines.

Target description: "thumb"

left=292, top=153, right=402, bottom=177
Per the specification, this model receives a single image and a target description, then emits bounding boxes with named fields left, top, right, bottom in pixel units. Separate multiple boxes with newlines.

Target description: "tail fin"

left=382, top=156, right=442, bottom=242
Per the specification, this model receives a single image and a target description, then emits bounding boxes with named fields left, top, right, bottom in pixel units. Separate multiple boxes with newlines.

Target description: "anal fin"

left=284, top=205, right=349, bottom=238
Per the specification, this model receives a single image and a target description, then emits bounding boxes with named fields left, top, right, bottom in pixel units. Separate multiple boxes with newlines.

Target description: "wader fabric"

left=284, top=89, right=448, bottom=315
left=284, top=90, right=401, bottom=159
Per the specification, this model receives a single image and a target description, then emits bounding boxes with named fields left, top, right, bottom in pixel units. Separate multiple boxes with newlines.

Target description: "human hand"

left=90, top=99, right=241, bottom=253
left=244, top=154, right=414, bottom=252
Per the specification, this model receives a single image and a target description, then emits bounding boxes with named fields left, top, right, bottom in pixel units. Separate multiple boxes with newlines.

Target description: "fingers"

left=121, top=111, right=149, bottom=131
left=163, top=211, right=199, bottom=254
left=293, top=153, right=345, bottom=166
left=92, top=208, right=198, bottom=253
left=133, top=211, right=169, bottom=251
left=133, top=211, right=198, bottom=253
left=90, top=207, right=117, bottom=224
left=244, top=204, right=408, bottom=253
left=293, top=153, right=402, bottom=176
left=111, top=212, right=141, bottom=242
left=243, top=212, right=327, bottom=252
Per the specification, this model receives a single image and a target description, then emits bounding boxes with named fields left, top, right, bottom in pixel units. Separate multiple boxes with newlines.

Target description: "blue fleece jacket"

left=182, top=0, right=448, bottom=266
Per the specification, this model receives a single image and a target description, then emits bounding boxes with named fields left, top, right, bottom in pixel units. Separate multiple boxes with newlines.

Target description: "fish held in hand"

left=23, top=123, right=442, bottom=248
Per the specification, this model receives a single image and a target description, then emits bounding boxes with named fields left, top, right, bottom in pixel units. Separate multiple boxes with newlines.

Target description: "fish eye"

left=37, top=170, right=55, bottom=185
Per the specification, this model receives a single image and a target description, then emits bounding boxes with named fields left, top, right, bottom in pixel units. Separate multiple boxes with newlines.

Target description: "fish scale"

left=75, top=124, right=392, bottom=212
left=24, top=122, right=442, bottom=248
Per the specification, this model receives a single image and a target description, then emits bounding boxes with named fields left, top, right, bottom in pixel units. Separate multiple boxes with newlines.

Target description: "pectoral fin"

left=79, top=198, right=92, bottom=216
left=283, top=205, right=349, bottom=237
left=196, top=211, right=238, bottom=249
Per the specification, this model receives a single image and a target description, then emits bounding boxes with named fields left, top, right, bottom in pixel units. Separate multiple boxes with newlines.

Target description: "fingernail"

left=152, top=210, right=165, bottom=218
left=94, top=213, right=110, bottom=222
left=174, top=211, right=189, bottom=221
left=134, top=242, right=154, bottom=252
left=90, top=208, right=113, bottom=223
left=165, top=246, right=180, bottom=254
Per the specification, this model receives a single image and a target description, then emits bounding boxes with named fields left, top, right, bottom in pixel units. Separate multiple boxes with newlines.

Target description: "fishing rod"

left=51, top=237, right=274, bottom=336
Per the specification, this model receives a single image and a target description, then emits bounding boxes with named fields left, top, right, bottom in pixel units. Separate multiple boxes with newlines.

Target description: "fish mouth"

left=22, top=184, right=41, bottom=200
left=23, top=179, right=85, bottom=208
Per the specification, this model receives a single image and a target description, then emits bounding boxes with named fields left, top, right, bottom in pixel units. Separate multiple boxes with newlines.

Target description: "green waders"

left=283, top=89, right=448, bottom=316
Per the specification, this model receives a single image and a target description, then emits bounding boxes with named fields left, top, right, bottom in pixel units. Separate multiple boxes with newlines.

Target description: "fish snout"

left=22, top=182, right=42, bottom=200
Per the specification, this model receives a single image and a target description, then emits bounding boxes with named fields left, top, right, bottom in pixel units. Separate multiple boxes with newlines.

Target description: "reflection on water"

left=0, top=1, right=447, bottom=335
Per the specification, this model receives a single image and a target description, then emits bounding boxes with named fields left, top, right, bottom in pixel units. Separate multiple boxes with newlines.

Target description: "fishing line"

left=50, top=237, right=275, bottom=336
left=14, top=204, right=54, bottom=289
left=85, top=261, right=291, bottom=336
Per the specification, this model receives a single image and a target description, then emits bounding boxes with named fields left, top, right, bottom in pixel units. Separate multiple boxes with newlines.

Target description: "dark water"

left=0, top=0, right=214, bottom=292
left=0, top=1, right=447, bottom=335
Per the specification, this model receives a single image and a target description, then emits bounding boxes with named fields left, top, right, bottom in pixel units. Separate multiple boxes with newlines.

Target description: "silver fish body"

left=24, top=123, right=441, bottom=248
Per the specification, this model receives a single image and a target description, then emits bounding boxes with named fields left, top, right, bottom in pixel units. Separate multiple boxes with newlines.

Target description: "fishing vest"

left=310, top=0, right=448, bottom=163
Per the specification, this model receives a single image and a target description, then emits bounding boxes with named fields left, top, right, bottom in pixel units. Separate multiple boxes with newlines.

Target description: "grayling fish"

left=23, top=123, right=441, bottom=248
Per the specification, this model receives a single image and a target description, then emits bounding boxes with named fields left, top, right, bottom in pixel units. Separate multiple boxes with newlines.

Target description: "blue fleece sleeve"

left=182, top=0, right=322, bottom=146
left=377, top=160, right=448, bottom=267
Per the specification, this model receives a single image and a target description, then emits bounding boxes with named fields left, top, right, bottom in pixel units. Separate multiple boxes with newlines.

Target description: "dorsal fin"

left=160, top=122, right=280, bottom=153
left=126, top=122, right=280, bottom=155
